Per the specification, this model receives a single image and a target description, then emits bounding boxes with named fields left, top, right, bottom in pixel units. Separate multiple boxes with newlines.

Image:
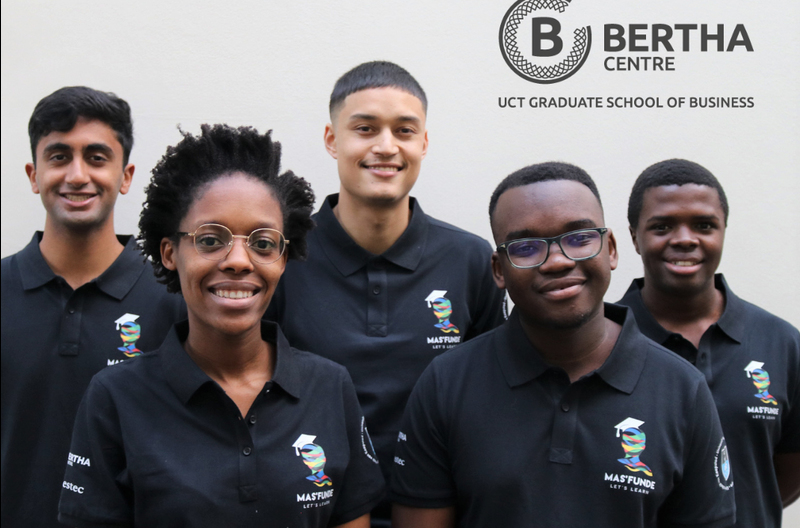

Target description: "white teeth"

left=65, top=194, right=92, bottom=202
left=672, top=261, right=698, bottom=267
left=213, top=290, right=254, bottom=299
left=367, top=165, right=400, bottom=171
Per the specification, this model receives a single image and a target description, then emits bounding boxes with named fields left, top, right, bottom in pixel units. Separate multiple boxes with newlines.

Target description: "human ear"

left=491, top=252, right=506, bottom=290
left=25, top=163, right=40, bottom=194
left=161, top=238, right=178, bottom=271
left=323, top=124, right=338, bottom=159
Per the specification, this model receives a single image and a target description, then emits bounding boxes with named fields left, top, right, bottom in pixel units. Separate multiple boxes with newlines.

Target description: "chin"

left=529, top=309, right=595, bottom=330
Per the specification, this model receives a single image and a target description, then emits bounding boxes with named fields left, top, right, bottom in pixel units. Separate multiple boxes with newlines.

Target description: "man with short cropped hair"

left=391, top=162, right=735, bottom=528
left=266, top=61, right=505, bottom=526
left=617, top=158, right=800, bottom=528
left=1, top=86, right=184, bottom=528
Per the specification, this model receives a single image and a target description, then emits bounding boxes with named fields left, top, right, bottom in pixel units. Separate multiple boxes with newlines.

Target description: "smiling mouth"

left=668, top=260, right=701, bottom=267
left=362, top=163, right=402, bottom=172
left=62, top=193, right=95, bottom=202
left=211, top=289, right=256, bottom=299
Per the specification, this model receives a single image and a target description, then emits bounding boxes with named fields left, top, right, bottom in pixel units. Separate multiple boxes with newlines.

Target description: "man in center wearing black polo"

left=391, top=162, right=735, bottom=528
left=616, top=159, right=800, bottom=527
left=266, top=61, right=505, bottom=526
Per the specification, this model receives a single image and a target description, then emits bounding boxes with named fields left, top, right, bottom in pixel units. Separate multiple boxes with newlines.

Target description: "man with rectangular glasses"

left=390, top=162, right=735, bottom=528
left=617, top=159, right=800, bottom=528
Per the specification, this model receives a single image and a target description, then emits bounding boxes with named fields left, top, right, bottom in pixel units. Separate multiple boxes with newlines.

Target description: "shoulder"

left=286, top=345, right=353, bottom=383
left=421, top=328, right=501, bottom=385
left=425, top=215, right=493, bottom=250
left=90, top=352, right=162, bottom=394
left=736, top=296, right=799, bottom=338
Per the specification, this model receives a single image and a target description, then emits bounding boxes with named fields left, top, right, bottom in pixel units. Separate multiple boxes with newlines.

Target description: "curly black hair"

left=627, top=159, right=728, bottom=229
left=138, top=124, right=315, bottom=293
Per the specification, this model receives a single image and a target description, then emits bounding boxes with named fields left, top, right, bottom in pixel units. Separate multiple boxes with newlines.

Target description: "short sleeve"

left=775, top=326, right=800, bottom=453
left=465, top=240, right=506, bottom=340
left=389, top=363, right=456, bottom=508
left=329, top=369, right=386, bottom=525
left=58, top=377, right=133, bottom=528
left=658, top=380, right=736, bottom=528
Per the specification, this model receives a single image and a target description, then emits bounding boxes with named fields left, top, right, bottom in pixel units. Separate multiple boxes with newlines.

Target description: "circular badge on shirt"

left=714, top=437, right=734, bottom=490
left=361, top=417, right=379, bottom=464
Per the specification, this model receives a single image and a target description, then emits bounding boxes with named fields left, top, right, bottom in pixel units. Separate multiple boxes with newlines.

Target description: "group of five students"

left=1, top=61, right=798, bottom=527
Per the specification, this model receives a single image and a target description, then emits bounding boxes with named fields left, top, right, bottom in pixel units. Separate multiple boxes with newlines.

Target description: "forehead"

left=334, top=87, right=426, bottom=123
left=36, top=118, right=122, bottom=155
left=493, top=180, right=604, bottom=240
left=184, top=173, right=283, bottom=230
left=640, top=184, right=724, bottom=219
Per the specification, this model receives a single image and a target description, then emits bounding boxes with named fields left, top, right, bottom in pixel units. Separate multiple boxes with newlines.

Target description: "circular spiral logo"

left=499, top=0, right=591, bottom=84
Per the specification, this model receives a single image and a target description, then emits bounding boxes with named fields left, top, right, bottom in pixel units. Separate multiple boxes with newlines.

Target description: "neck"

left=640, top=277, right=724, bottom=327
left=183, top=319, right=273, bottom=383
left=519, top=307, right=621, bottom=383
left=39, top=217, right=124, bottom=289
left=333, top=192, right=411, bottom=255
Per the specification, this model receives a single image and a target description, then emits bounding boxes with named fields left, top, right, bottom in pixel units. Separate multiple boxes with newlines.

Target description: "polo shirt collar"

left=162, top=320, right=303, bottom=405
left=495, top=304, right=646, bottom=394
left=16, top=232, right=144, bottom=300
left=712, top=274, right=745, bottom=343
left=314, top=194, right=429, bottom=276
left=622, top=274, right=743, bottom=344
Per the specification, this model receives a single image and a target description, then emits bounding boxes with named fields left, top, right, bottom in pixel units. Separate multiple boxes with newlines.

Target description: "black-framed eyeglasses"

left=497, top=228, right=608, bottom=269
left=177, top=223, right=289, bottom=265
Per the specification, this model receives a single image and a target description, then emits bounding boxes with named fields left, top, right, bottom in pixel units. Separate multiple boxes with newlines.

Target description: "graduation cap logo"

left=744, top=361, right=778, bottom=405
left=114, top=313, right=142, bottom=357
left=292, top=434, right=332, bottom=487
left=425, top=290, right=459, bottom=334
left=614, top=417, right=653, bottom=477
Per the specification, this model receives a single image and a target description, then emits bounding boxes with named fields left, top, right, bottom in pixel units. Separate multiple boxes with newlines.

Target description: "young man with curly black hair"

left=266, top=61, right=506, bottom=527
left=617, top=158, right=800, bottom=528
left=1, top=87, right=184, bottom=528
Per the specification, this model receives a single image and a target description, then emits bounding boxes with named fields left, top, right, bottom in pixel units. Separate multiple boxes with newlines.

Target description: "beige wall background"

left=2, top=0, right=798, bottom=521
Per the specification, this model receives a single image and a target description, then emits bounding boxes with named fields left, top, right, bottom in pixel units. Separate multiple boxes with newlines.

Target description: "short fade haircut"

left=329, top=61, right=427, bottom=118
left=489, top=162, right=602, bottom=233
left=28, top=86, right=134, bottom=165
left=139, top=124, right=316, bottom=293
left=627, top=159, right=729, bottom=228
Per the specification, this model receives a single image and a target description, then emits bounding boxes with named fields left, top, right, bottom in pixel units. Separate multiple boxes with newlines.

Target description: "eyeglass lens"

left=506, top=229, right=602, bottom=267
left=193, top=224, right=285, bottom=264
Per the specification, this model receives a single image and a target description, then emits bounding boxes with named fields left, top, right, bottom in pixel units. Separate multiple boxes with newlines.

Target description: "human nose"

left=669, top=225, right=698, bottom=248
left=371, top=129, right=399, bottom=156
left=64, top=158, right=90, bottom=187
left=220, top=236, right=254, bottom=272
left=538, top=240, right=576, bottom=272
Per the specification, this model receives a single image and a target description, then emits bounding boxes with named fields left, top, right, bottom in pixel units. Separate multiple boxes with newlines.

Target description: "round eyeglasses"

left=497, top=228, right=608, bottom=269
left=177, top=223, right=289, bottom=265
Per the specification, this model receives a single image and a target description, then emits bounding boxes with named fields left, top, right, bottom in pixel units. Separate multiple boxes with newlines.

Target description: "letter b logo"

left=532, top=17, right=563, bottom=57
left=500, top=0, right=591, bottom=84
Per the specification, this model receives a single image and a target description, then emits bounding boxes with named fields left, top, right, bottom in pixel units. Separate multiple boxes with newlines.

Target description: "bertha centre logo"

left=499, top=0, right=591, bottom=84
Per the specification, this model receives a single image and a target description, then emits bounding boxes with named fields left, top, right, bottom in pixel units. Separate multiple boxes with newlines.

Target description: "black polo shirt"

left=618, top=275, right=800, bottom=528
left=391, top=304, right=736, bottom=528
left=58, top=320, right=385, bottom=527
left=266, top=195, right=505, bottom=495
left=1, top=233, right=184, bottom=528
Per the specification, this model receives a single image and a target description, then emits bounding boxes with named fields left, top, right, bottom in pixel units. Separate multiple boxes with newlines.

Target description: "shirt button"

left=243, top=446, right=252, bottom=456
left=249, top=415, right=257, bottom=425
left=561, top=402, right=570, bottom=412
left=68, top=308, right=76, bottom=314
left=372, top=286, right=381, bottom=295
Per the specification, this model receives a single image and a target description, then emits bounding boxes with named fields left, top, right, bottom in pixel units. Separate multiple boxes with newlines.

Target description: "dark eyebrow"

left=83, top=143, right=115, bottom=157
left=646, top=214, right=720, bottom=223
left=504, top=219, right=598, bottom=242
left=41, top=142, right=71, bottom=155
left=347, top=113, right=422, bottom=125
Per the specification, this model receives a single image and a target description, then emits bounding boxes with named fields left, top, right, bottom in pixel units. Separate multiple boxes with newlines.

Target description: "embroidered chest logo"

left=615, top=417, right=652, bottom=476
left=604, top=417, right=656, bottom=494
left=744, top=361, right=778, bottom=405
left=293, top=434, right=332, bottom=487
left=425, top=290, right=460, bottom=334
left=115, top=313, right=142, bottom=357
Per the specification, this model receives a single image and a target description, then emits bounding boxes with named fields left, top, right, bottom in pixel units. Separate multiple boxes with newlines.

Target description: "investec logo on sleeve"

left=499, top=0, right=753, bottom=84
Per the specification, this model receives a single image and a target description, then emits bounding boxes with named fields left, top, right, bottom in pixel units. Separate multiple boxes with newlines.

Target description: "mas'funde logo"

left=499, top=0, right=591, bottom=84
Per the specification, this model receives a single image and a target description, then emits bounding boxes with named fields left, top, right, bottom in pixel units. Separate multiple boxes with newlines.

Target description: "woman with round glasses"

left=59, top=125, right=384, bottom=528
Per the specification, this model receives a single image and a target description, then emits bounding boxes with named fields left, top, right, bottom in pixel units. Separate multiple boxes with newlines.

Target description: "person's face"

left=161, top=173, right=287, bottom=337
left=491, top=180, right=618, bottom=330
left=324, top=87, right=428, bottom=207
left=25, top=118, right=134, bottom=232
left=630, top=184, right=725, bottom=297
